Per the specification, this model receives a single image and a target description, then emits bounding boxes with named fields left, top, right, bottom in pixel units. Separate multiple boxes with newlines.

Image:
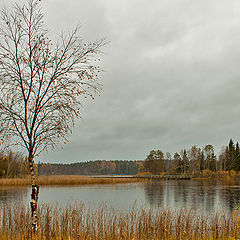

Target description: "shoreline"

left=1, top=173, right=239, bottom=186
left=0, top=175, right=146, bottom=186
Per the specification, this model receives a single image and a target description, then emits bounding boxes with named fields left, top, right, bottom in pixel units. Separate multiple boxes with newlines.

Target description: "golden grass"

left=0, top=202, right=240, bottom=240
left=0, top=175, right=145, bottom=186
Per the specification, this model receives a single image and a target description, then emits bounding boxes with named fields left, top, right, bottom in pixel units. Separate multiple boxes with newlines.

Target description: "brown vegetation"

left=0, top=175, right=145, bottom=186
left=191, top=170, right=240, bottom=180
left=0, top=202, right=240, bottom=239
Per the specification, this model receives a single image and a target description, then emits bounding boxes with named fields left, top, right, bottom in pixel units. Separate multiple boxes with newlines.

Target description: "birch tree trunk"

left=28, top=155, right=39, bottom=232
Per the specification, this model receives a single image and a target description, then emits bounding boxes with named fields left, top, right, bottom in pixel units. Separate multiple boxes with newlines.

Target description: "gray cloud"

left=1, top=0, right=240, bottom=162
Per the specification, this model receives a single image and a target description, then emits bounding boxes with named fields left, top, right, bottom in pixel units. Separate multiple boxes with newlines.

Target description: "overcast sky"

left=2, top=0, right=240, bottom=163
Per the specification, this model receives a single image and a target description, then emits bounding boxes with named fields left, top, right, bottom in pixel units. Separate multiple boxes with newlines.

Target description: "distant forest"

left=141, top=139, right=240, bottom=175
left=38, top=160, right=141, bottom=175
left=1, top=138, right=239, bottom=177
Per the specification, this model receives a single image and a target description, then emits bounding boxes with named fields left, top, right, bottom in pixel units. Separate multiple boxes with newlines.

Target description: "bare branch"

left=0, top=0, right=106, bottom=159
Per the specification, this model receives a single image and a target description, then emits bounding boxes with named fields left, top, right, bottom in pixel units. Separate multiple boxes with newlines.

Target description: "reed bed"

left=1, top=202, right=240, bottom=240
left=0, top=175, right=145, bottom=186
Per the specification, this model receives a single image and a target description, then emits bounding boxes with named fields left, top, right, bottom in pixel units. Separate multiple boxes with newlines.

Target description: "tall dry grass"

left=0, top=175, right=145, bottom=186
left=0, top=202, right=240, bottom=240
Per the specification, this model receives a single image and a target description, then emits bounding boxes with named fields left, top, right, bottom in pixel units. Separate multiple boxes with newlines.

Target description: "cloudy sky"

left=2, top=0, right=240, bottom=163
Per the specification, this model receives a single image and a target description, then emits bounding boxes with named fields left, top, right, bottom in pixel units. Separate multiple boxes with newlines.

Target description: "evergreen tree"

left=155, top=150, right=164, bottom=173
left=144, top=150, right=157, bottom=174
left=235, top=142, right=240, bottom=171
left=210, top=153, right=217, bottom=171
left=182, top=149, right=189, bottom=173
left=229, top=139, right=235, bottom=170
left=200, top=151, right=205, bottom=172
left=173, top=152, right=182, bottom=173
left=204, top=145, right=216, bottom=171
left=225, top=146, right=231, bottom=171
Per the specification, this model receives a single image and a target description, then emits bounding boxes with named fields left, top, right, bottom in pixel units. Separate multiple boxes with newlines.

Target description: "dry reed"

left=0, top=202, right=240, bottom=240
left=0, top=175, right=145, bottom=186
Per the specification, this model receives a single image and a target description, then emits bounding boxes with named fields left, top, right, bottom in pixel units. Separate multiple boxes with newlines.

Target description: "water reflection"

left=144, top=181, right=164, bottom=207
left=1, top=180, right=240, bottom=214
left=0, top=186, right=30, bottom=205
left=143, top=180, right=240, bottom=213
left=217, top=181, right=240, bottom=212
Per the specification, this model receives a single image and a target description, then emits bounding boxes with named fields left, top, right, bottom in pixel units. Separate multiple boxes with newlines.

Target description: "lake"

left=1, top=179, right=240, bottom=214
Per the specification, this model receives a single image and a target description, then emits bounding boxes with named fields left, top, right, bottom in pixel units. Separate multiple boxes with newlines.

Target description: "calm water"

left=1, top=180, right=240, bottom=214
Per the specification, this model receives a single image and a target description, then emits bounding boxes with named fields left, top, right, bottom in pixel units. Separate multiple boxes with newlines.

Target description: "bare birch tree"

left=0, top=0, right=106, bottom=231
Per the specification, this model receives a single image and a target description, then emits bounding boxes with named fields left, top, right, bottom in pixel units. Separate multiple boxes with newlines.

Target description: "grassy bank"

left=0, top=175, right=145, bottom=186
left=191, top=170, right=240, bottom=180
left=0, top=202, right=240, bottom=239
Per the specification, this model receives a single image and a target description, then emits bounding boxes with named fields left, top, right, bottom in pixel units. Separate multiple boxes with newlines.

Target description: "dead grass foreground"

left=0, top=175, right=145, bottom=186
left=0, top=202, right=240, bottom=240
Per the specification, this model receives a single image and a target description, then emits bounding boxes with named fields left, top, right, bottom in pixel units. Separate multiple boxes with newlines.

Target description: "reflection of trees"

left=194, top=182, right=205, bottom=210
left=144, top=180, right=240, bottom=214
left=0, top=187, right=29, bottom=205
left=173, top=181, right=218, bottom=212
left=144, top=181, right=164, bottom=207
left=143, top=180, right=219, bottom=212
left=144, top=181, right=191, bottom=209
left=218, top=180, right=240, bottom=213
left=202, top=181, right=216, bottom=212
left=174, top=181, right=188, bottom=208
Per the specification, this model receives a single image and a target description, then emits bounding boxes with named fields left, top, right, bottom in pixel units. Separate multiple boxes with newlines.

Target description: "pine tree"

left=229, top=139, right=235, bottom=170
left=200, top=151, right=205, bottom=172
left=210, top=153, right=217, bottom=171
left=182, top=149, right=189, bottom=173
left=235, top=142, right=240, bottom=171
left=225, top=146, right=231, bottom=171
left=173, top=152, right=182, bottom=173
left=144, top=150, right=156, bottom=174
left=155, top=150, right=164, bottom=174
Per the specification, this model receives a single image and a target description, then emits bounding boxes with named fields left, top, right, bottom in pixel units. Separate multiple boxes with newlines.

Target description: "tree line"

left=38, top=160, right=141, bottom=175
left=1, top=138, right=239, bottom=177
left=142, top=139, right=240, bottom=175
